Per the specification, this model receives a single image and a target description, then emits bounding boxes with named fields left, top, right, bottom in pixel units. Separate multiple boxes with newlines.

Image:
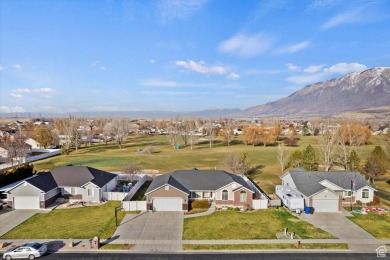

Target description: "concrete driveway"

left=113, top=211, right=183, bottom=241
left=0, top=209, right=39, bottom=236
left=299, top=212, right=375, bottom=240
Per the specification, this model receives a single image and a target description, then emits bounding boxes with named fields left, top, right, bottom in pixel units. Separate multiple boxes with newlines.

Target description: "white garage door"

left=13, top=196, right=40, bottom=209
left=153, top=198, right=182, bottom=211
left=312, top=199, right=339, bottom=212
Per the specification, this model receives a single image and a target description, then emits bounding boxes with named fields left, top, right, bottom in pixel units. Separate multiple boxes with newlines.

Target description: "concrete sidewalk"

left=184, top=203, right=216, bottom=219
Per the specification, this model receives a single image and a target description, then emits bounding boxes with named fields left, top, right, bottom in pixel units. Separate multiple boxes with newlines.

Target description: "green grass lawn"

left=347, top=213, right=390, bottom=239
left=1, top=201, right=131, bottom=239
left=32, top=134, right=389, bottom=195
left=183, top=243, right=349, bottom=250
left=100, top=243, right=134, bottom=250
left=183, top=208, right=335, bottom=240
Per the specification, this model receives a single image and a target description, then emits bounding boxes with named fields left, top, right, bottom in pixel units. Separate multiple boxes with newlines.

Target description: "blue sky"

left=1, top=0, right=389, bottom=114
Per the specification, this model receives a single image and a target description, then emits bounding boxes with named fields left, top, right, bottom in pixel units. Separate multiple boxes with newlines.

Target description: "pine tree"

left=347, top=149, right=361, bottom=171
left=302, top=145, right=318, bottom=170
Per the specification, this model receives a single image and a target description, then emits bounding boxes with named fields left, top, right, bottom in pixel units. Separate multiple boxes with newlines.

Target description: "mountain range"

left=239, top=67, right=390, bottom=118
left=2, top=67, right=389, bottom=119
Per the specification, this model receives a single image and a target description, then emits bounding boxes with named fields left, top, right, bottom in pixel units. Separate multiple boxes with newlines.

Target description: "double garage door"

left=153, top=198, right=182, bottom=211
left=312, top=198, right=339, bottom=212
left=13, top=196, right=40, bottom=209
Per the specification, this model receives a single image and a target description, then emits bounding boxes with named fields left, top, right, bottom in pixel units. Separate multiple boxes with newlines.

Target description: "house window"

left=88, top=188, right=94, bottom=197
left=165, top=186, right=169, bottom=191
left=344, top=191, right=352, bottom=197
left=222, top=190, right=228, bottom=200
left=362, top=189, right=369, bottom=199
left=240, top=191, right=246, bottom=202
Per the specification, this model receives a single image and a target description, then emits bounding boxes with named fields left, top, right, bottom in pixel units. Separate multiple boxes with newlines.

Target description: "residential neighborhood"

left=1, top=0, right=390, bottom=258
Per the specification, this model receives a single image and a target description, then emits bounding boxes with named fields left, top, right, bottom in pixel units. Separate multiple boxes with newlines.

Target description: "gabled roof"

left=88, top=167, right=117, bottom=188
left=284, top=169, right=374, bottom=197
left=6, top=166, right=117, bottom=193
left=26, top=172, right=58, bottom=192
left=145, top=169, right=252, bottom=195
left=51, top=166, right=95, bottom=187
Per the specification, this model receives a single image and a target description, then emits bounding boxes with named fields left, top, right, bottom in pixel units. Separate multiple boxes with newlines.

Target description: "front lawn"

left=348, top=213, right=390, bottom=239
left=183, top=243, right=349, bottom=250
left=183, top=208, right=334, bottom=240
left=1, top=201, right=130, bottom=239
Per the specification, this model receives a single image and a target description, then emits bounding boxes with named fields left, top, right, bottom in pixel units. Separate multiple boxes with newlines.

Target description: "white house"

left=279, top=168, right=376, bottom=212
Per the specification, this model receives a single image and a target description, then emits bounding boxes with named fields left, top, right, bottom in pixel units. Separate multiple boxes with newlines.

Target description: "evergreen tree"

left=363, top=146, right=388, bottom=184
left=302, top=144, right=318, bottom=170
left=288, top=150, right=304, bottom=168
left=347, top=149, right=361, bottom=171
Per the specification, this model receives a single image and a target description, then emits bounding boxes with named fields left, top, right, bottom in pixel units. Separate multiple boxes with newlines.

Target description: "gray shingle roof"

left=286, top=168, right=373, bottom=197
left=17, top=166, right=116, bottom=192
left=50, top=166, right=95, bottom=187
left=26, top=172, right=58, bottom=192
left=146, top=169, right=252, bottom=194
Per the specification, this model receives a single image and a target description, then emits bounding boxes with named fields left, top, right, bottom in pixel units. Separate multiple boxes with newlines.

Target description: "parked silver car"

left=2, top=242, right=47, bottom=259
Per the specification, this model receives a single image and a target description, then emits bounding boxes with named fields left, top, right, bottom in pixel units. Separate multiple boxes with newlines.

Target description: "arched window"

left=222, top=190, right=228, bottom=200
left=240, top=191, right=246, bottom=202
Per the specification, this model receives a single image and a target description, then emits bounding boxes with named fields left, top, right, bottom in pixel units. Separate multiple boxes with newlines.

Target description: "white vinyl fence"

left=242, top=176, right=269, bottom=209
left=121, top=201, right=147, bottom=211
left=123, top=174, right=148, bottom=201
left=121, top=174, right=149, bottom=211
left=103, top=191, right=128, bottom=201
left=0, top=149, right=61, bottom=171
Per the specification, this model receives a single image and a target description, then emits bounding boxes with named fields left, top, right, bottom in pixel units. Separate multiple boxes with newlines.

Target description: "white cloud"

left=275, top=41, right=310, bottom=54
left=323, top=62, right=367, bottom=74
left=12, top=88, right=31, bottom=93
left=0, top=106, right=26, bottom=113
left=308, top=0, right=339, bottom=11
left=321, top=8, right=363, bottom=30
left=227, top=72, right=240, bottom=80
left=286, top=73, right=327, bottom=85
left=150, top=59, right=155, bottom=63
left=175, top=60, right=240, bottom=80
left=176, top=60, right=226, bottom=75
left=141, top=80, right=181, bottom=87
left=286, top=62, right=367, bottom=85
left=218, top=33, right=273, bottom=58
left=100, top=66, right=107, bottom=71
left=303, top=65, right=324, bottom=73
left=13, top=64, right=22, bottom=69
left=10, top=93, right=23, bottom=98
left=286, top=63, right=300, bottom=72
left=141, top=79, right=214, bottom=88
left=10, top=87, right=55, bottom=99
left=0, top=65, right=3, bottom=71
left=159, top=0, right=209, bottom=22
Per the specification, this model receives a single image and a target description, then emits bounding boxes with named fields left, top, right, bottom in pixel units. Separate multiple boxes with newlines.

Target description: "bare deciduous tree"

left=220, top=118, right=236, bottom=146
left=277, top=144, right=289, bottom=171
left=337, top=123, right=371, bottom=170
left=185, top=119, right=197, bottom=150
left=122, top=163, right=140, bottom=184
left=223, top=152, right=252, bottom=175
left=111, top=119, right=129, bottom=149
left=318, top=125, right=339, bottom=171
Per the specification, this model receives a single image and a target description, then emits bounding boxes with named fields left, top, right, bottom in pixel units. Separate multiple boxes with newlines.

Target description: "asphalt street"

left=1, top=252, right=381, bottom=260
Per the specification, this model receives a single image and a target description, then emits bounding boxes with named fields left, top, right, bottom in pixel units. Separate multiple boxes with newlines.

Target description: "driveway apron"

left=113, top=211, right=183, bottom=241
left=0, top=210, right=39, bottom=237
left=299, top=212, right=375, bottom=240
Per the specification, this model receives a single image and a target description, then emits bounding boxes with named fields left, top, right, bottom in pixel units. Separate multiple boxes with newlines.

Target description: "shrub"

left=366, top=196, right=381, bottom=207
left=0, top=163, right=34, bottom=187
left=191, top=200, right=209, bottom=209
